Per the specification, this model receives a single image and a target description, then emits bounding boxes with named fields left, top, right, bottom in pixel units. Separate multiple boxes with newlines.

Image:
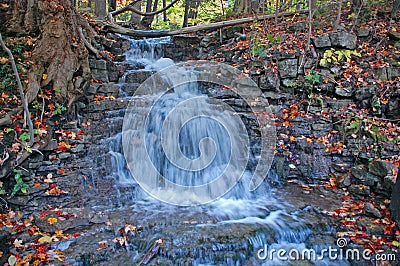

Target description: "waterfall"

left=94, top=36, right=348, bottom=266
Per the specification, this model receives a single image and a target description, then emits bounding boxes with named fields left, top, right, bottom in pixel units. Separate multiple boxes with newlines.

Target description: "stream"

left=62, top=37, right=350, bottom=266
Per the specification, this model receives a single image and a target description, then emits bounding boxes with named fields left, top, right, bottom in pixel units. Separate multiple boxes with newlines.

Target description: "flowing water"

left=65, top=37, right=351, bottom=265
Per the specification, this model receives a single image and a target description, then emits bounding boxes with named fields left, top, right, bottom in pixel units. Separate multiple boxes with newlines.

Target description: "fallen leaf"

left=47, top=217, right=58, bottom=225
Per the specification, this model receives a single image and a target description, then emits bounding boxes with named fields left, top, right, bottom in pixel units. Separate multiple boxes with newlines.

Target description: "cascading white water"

left=99, top=36, right=349, bottom=265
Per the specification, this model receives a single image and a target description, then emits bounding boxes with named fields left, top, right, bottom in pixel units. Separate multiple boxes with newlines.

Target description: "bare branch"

left=78, top=27, right=105, bottom=59
left=111, top=0, right=179, bottom=17
left=0, top=33, right=35, bottom=146
left=105, top=10, right=309, bottom=37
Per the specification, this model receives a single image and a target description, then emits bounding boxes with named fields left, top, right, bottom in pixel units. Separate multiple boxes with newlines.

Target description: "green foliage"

left=320, top=48, right=361, bottom=66
left=0, top=64, right=17, bottom=91
left=19, top=131, right=31, bottom=142
left=11, top=169, right=29, bottom=197
left=32, top=100, right=42, bottom=110
left=251, top=43, right=268, bottom=58
left=53, top=103, right=67, bottom=115
left=305, top=71, right=320, bottom=84
left=345, top=118, right=361, bottom=133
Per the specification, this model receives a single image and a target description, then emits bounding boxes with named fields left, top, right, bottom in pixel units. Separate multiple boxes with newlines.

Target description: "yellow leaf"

left=25, top=145, right=32, bottom=153
left=38, top=235, right=53, bottom=243
left=42, top=73, right=48, bottom=80
left=0, top=57, right=8, bottom=64
left=47, top=217, right=58, bottom=225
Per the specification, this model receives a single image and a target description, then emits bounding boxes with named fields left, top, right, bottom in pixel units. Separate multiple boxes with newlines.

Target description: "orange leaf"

left=58, top=168, right=65, bottom=175
left=47, top=217, right=58, bottom=225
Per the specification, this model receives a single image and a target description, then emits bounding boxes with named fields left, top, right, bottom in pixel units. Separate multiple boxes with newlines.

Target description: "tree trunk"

left=0, top=0, right=91, bottom=105
left=129, top=1, right=142, bottom=25
left=109, top=0, right=116, bottom=10
left=163, top=0, right=167, bottom=21
left=183, top=0, right=190, bottom=27
left=141, top=0, right=159, bottom=28
left=392, top=0, right=400, bottom=19
left=0, top=0, right=92, bottom=178
left=95, top=0, right=108, bottom=18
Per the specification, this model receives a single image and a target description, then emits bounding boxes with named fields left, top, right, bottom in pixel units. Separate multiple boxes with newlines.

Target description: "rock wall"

left=168, top=28, right=400, bottom=200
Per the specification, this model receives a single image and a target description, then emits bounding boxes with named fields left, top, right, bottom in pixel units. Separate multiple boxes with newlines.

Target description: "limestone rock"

left=368, top=160, right=397, bottom=177
left=277, top=59, right=298, bottom=79
left=312, top=35, right=331, bottom=48
left=365, top=202, right=382, bottom=218
left=329, top=32, right=357, bottom=49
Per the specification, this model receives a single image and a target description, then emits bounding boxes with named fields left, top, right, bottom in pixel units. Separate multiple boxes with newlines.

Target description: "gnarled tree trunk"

left=0, top=0, right=91, bottom=107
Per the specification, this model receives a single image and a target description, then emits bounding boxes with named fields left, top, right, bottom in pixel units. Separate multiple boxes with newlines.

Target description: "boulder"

left=388, top=31, right=400, bottom=41
left=365, top=202, right=382, bottom=218
left=329, top=32, right=357, bottom=49
left=277, top=59, right=298, bottom=79
left=125, top=70, right=153, bottom=84
left=357, top=28, right=370, bottom=37
left=335, top=87, right=353, bottom=97
left=368, top=160, right=397, bottom=177
left=312, top=35, right=331, bottom=48
left=289, top=22, right=307, bottom=32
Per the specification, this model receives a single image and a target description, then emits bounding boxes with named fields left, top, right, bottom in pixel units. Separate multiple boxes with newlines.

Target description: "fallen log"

left=104, top=10, right=309, bottom=38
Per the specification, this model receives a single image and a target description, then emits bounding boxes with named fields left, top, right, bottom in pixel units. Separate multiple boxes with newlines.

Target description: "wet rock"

left=365, top=202, right=382, bottom=218
left=108, top=71, right=120, bottom=82
left=96, top=60, right=107, bottom=70
left=331, top=163, right=351, bottom=173
left=289, top=22, right=307, bottom=32
left=121, top=39, right=131, bottom=51
left=349, top=184, right=370, bottom=195
left=88, top=98, right=128, bottom=112
left=312, top=35, right=331, bottom=48
left=390, top=172, right=400, bottom=226
left=335, top=174, right=351, bottom=188
left=329, top=32, right=357, bottom=49
left=357, top=28, right=370, bottom=37
left=368, top=160, right=397, bottom=177
left=388, top=31, right=400, bottom=41
left=59, top=152, right=71, bottom=160
left=383, top=175, right=396, bottom=192
left=125, top=70, right=153, bottom=84
left=41, top=139, right=58, bottom=151
left=335, top=87, right=353, bottom=97
left=91, top=69, right=109, bottom=83
left=85, top=84, right=100, bottom=95
left=114, top=54, right=126, bottom=62
left=351, top=165, right=380, bottom=186
left=0, top=114, right=12, bottom=126
left=70, top=144, right=85, bottom=153
left=29, top=162, right=41, bottom=169
left=33, top=208, right=106, bottom=233
left=171, top=35, right=200, bottom=47
left=277, top=59, right=298, bottom=79
left=355, top=87, right=375, bottom=101
left=121, top=83, right=139, bottom=96
left=98, top=83, right=120, bottom=96
left=259, top=70, right=280, bottom=91
left=366, top=223, right=384, bottom=235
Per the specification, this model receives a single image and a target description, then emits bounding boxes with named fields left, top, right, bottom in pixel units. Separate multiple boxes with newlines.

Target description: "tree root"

left=0, top=33, right=35, bottom=146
